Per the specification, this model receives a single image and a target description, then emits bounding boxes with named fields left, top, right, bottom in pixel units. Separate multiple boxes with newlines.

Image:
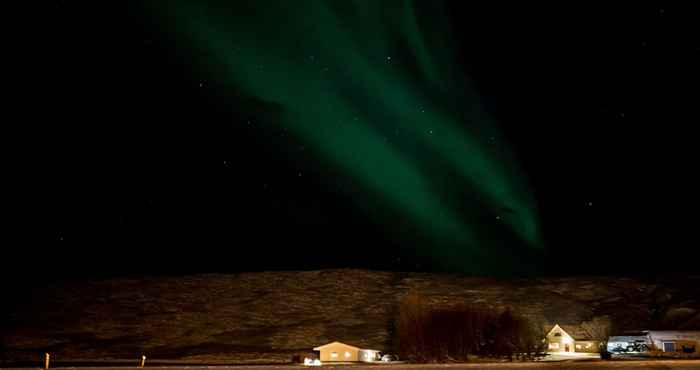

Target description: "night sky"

left=11, top=2, right=700, bottom=281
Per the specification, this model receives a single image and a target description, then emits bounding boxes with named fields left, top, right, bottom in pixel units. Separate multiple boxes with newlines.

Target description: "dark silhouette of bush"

left=396, top=290, right=428, bottom=362
left=396, top=291, right=545, bottom=362
left=580, top=315, right=612, bottom=357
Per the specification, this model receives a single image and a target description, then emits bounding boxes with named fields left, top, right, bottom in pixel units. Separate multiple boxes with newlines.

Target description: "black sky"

left=9, top=3, right=700, bottom=282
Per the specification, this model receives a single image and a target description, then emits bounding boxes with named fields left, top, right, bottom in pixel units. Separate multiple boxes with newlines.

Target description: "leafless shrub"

left=580, top=315, right=612, bottom=353
left=396, top=291, right=544, bottom=362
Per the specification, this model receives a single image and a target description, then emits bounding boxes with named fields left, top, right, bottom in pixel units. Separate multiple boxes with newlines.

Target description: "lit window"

left=548, top=343, right=559, bottom=349
left=331, top=352, right=338, bottom=358
left=576, top=345, right=582, bottom=349
left=345, top=351, right=351, bottom=358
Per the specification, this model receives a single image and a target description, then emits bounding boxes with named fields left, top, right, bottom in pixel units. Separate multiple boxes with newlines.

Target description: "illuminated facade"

left=546, top=324, right=600, bottom=353
left=313, top=341, right=381, bottom=362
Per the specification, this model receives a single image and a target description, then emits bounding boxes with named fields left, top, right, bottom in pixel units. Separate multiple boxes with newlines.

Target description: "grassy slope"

left=2, top=270, right=699, bottom=362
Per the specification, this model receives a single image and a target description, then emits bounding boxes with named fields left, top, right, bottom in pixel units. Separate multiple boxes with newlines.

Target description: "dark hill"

left=2, top=270, right=699, bottom=363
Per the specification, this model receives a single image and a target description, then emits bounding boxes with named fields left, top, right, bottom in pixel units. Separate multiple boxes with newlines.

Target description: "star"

left=156, top=0, right=548, bottom=272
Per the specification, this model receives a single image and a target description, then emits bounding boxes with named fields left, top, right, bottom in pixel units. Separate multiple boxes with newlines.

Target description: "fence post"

left=44, top=353, right=50, bottom=369
left=141, top=355, right=146, bottom=368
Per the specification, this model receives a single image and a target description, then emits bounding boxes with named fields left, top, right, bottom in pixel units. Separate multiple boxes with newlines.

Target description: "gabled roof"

left=313, top=341, right=361, bottom=351
left=609, top=335, right=649, bottom=343
left=546, top=324, right=575, bottom=341
left=560, top=324, right=590, bottom=341
left=547, top=323, right=597, bottom=341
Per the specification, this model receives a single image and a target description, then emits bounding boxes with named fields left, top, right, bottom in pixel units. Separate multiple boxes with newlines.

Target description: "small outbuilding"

left=313, top=341, right=381, bottom=362
left=607, top=333, right=650, bottom=353
left=647, top=331, right=700, bottom=355
left=607, top=330, right=700, bottom=356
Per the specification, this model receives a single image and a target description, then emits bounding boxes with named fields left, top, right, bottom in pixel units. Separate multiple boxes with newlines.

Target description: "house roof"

left=313, top=341, right=361, bottom=351
left=608, top=335, right=649, bottom=343
left=546, top=324, right=595, bottom=341
left=647, top=331, right=700, bottom=341
left=546, top=324, right=574, bottom=340
left=560, top=324, right=591, bottom=341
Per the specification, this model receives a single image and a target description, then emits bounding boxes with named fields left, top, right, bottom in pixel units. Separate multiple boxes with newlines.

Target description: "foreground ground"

left=4, top=361, right=700, bottom=370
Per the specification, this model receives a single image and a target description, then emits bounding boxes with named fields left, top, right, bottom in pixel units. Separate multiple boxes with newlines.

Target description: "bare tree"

left=580, top=316, right=612, bottom=354
left=397, top=289, right=428, bottom=362
left=396, top=297, right=544, bottom=363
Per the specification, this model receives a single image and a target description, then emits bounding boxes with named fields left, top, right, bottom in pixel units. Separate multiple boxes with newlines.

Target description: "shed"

left=647, top=331, right=700, bottom=354
left=607, top=334, right=650, bottom=353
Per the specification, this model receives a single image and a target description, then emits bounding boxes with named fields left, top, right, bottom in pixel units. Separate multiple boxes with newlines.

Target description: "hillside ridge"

left=2, top=269, right=699, bottom=362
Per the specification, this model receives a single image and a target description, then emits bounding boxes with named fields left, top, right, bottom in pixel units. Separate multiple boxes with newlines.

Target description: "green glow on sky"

left=149, top=0, right=543, bottom=273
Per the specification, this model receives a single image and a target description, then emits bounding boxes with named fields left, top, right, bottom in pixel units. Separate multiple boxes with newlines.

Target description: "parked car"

left=381, top=354, right=399, bottom=362
left=303, top=358, right=322, bottom=366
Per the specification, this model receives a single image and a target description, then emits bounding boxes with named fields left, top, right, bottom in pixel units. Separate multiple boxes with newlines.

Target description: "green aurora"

left=147, top=0, right=543, bottom=273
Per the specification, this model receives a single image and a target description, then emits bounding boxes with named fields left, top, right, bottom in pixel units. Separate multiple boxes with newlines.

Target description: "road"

left=4, top=361, right=700, bottom=370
